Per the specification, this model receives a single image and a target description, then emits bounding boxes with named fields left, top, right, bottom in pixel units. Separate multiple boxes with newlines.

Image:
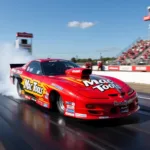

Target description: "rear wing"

left=10, top=64, right=25, bottom=69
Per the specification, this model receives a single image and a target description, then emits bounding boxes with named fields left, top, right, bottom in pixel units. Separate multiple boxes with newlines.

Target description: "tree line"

left=71, top=57, right=116, bottom=65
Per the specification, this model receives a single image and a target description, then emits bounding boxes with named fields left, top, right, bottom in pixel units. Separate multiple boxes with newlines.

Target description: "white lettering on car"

left=83, top=79, right=99, bottom=86
left=83, top=79, right=121, bottom=92
left=24, top=79, right=33, bottom=91
left=33, top=82, right=43, bottom=94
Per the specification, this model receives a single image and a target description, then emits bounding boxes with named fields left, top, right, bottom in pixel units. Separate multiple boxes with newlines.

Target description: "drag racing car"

left=10, top=58, right=140, bottom=120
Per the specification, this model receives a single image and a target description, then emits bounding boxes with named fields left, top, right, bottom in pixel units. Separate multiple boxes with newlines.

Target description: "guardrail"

left=81, top=65, right=150, bottom=72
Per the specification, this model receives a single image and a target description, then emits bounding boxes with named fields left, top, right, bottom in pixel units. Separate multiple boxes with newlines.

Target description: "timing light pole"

left=143, top=6, right=150, bottom=40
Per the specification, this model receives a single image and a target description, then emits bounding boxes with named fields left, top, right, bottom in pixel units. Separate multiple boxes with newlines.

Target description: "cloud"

left=67, top=21, right=96, bottom=29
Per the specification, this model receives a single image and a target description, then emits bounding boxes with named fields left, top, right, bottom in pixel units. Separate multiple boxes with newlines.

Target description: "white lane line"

left=138, top=96, right=150, bottom=100
left=138, top=110, right=150, bottom=116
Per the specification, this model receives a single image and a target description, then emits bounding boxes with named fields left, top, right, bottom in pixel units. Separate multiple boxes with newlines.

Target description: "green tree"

left=87, top=58, right=92, bottom=62
left=71, top=57, right=77, bottom=63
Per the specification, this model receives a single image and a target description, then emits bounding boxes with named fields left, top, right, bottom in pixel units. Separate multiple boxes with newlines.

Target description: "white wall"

left=93, top=71, right=150, bottom=84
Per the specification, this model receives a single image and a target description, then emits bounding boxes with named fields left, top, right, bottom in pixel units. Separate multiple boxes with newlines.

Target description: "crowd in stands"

left=140, top=48, right=150, bottom=59
left=116, top=39, right=150, bottom=65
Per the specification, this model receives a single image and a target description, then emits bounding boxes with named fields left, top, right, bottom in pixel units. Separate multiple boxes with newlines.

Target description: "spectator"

left=85, top=61, right=92, bottom=69
left=97, top=61, right=104, bottom=71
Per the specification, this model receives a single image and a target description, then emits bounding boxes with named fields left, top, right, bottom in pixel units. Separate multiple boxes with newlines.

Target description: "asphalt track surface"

left=0, top=93, right=150, bottom=150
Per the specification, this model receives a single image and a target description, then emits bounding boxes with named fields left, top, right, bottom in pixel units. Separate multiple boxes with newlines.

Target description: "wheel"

left=56, top=95, right=65, bottom=115
left=50, top=91, right=65, bottom=115
left=14, top=78, right=22, bottom=98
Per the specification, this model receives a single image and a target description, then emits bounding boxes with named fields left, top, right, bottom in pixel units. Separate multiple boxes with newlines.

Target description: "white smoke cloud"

left=67, top=21, right=96, bottom=29
left=0, top=43, right=35, bottom=99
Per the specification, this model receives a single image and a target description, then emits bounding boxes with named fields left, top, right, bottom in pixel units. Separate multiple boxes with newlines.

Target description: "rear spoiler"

left=10, top=64, right=25, bottom=69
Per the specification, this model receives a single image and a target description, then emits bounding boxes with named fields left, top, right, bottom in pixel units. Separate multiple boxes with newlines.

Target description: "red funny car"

left=10, top=58, right=139, bottom=120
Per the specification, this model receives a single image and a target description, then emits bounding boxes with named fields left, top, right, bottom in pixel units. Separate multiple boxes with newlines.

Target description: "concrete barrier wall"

left=82, top=65, right=150, bottom=72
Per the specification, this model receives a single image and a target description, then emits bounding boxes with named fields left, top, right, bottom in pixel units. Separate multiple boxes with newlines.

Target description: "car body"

left=10, top=58, right=140, bottom=120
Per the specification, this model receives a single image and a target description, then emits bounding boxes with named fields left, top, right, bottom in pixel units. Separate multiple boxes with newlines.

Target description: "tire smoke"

left=0, top=43, right=35, bottom=98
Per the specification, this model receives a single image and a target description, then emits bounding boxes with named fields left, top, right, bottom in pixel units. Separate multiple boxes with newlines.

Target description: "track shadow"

left=6, top=95, right=150, bottom=127
left=2, top=95, right=150, bottom=150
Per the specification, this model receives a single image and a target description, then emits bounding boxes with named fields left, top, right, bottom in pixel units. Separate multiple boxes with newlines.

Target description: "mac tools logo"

left=23, top=79, right=44, bottom=95
left=82, top=79, right=121, bottom=92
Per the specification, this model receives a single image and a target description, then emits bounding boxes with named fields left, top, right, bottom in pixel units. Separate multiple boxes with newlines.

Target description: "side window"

left=26, top=62, right=42, bottom=75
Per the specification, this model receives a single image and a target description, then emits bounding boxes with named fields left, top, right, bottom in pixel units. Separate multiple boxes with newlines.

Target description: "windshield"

left=41, top=60, right=80, bottom=76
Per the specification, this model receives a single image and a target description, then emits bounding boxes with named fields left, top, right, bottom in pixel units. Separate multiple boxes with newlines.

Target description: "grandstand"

left=113, top=38, right=150, bottom=65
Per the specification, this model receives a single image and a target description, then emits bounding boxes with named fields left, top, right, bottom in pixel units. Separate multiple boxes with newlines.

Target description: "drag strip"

left=137, top=92, right=150, bottom=112
left=0, top=95, right=150, bottom=150
left=137, top=92, right=150, bottom=99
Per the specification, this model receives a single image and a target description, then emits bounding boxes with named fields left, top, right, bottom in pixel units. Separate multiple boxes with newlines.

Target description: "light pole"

left=148, top=7, right=150, bottom=40
left=100, top=52, right=102, bottom=60
left=144, top=6, right=150, bottom=40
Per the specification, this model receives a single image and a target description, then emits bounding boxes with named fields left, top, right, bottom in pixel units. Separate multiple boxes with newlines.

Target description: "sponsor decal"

left=135, top=66, right=146, bottom=71
left=75, top=113, right=87, bottom=118
left=114, top=100, right=128, bottom=106
left=51, top=83, right=63, bottom=91
left=24, top=95, right=31, bottom=100
left=120, top=66, right=132, bottom=71
left=66, top=101, right=75, bottom=110
left=72, top=70, right=81, bottom=73
left=43, top=103, right=48, bottom=108
left=114, top=96, right=136, bottom=106
left=66, top=101, right=75, bottom=106
left=45, top=92, right=49, bottom=99
left=66, top=109, right=74, bottom=113
left=66, top=105, right=74, bottom=109
left=99, top=116, right=109, bottom=119
left=31, top=97, right=36, bottom=101
left=65, top=106, right=75, bottom=116
left=36, top=100, right=44, bottom=106
left=108, top=66, right=119, bottom=71
left=22, top=79, right=46, bottom=96
left=65, top=112, right=75, bottom=116
left=83, top=79, right=121, bottom=92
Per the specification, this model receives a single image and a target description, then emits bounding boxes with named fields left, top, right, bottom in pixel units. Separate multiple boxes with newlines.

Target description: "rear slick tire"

left=15, top=79, right=22, bottom=98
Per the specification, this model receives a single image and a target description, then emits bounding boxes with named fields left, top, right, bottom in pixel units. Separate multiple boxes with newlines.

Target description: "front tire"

left=56, top=95, right=65, bottom=115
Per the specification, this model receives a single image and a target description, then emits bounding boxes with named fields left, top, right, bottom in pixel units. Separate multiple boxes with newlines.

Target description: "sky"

left=0, top=0, right=150, bottom=59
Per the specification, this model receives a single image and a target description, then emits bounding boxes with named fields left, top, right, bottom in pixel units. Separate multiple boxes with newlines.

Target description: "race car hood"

left=51, top=68, right=131, bottom=99
left=77, top=75, right=127, bottom=99
left=62, top=75, right=126, bottom=99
